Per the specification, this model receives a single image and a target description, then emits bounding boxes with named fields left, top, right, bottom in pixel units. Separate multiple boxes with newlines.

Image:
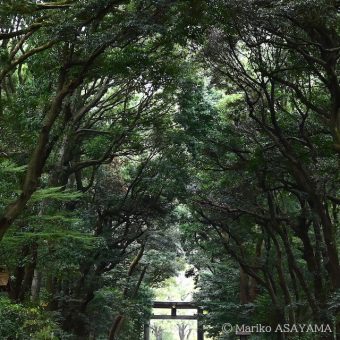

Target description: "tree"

left=1, top=1, right=339, bottom=339
left=177, top=322, right=192, bottom=340
left=152, top=324, right=165, bottom=340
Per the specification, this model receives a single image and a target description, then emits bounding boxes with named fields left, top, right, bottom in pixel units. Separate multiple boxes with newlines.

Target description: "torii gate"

left=144, top=301, right=204, bottom=340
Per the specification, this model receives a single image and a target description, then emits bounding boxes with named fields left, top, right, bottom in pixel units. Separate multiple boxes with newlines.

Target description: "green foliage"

left=0, top=160, right=27, bottom=174
left=30, top=187, right=82, bottom=202
left=0, top=0, right=340, bottom=339
left=87, top=286, right=153, bottom=339
left=0, top=296, right=64, bottom=339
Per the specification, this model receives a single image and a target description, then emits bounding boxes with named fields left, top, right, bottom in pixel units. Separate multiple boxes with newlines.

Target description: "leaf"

left=0, top=160, right=27, bottom=173
left=30, top=187, right=82, bottom=202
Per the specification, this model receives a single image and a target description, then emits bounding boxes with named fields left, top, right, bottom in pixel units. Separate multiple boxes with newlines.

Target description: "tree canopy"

left=0, top=1, right=339, bottom=339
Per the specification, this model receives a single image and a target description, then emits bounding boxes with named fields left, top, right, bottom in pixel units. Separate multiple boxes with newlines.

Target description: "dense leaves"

left=0, top=0, right=339, bottom=339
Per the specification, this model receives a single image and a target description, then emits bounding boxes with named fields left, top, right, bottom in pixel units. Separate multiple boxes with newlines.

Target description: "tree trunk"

left=31, top=269, right=41, bottom=303
left=108, top=315, right=125, bottom=340
left=240, top=266, right=249, bottom=304
left=108, top=244, right=146, bottom=339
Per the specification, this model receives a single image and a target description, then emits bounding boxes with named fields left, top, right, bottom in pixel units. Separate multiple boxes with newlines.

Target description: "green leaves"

left=0, top=0, right=339, bottom=338
left=30, top=187, right=82, bottom=202
left=0, top=160, right=27, bottom=174
left=0, top=296, right=63, bottom=339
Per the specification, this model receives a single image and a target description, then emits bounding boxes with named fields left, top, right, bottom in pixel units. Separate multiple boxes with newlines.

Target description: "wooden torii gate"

left=144, top=301, right=204, bottom=340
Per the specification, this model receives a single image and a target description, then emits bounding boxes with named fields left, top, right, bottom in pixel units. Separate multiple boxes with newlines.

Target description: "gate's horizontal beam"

left=152, top=301, right=198, bottom=309
left=151, top=315, right=198, bottom=320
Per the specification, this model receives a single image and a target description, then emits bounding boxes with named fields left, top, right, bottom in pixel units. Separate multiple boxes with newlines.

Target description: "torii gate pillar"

left=144, top=321, right=150, bottom=340
left=197, top=307, right=204, bottom=340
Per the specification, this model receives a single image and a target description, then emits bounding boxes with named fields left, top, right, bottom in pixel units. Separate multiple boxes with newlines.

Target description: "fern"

left=0, top=160, right=27, bottom=173
left=30, top=186, right=82, bottom=202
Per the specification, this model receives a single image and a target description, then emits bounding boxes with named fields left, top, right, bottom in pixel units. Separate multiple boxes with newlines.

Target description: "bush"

left=0, top=296, right=63, bottom=339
